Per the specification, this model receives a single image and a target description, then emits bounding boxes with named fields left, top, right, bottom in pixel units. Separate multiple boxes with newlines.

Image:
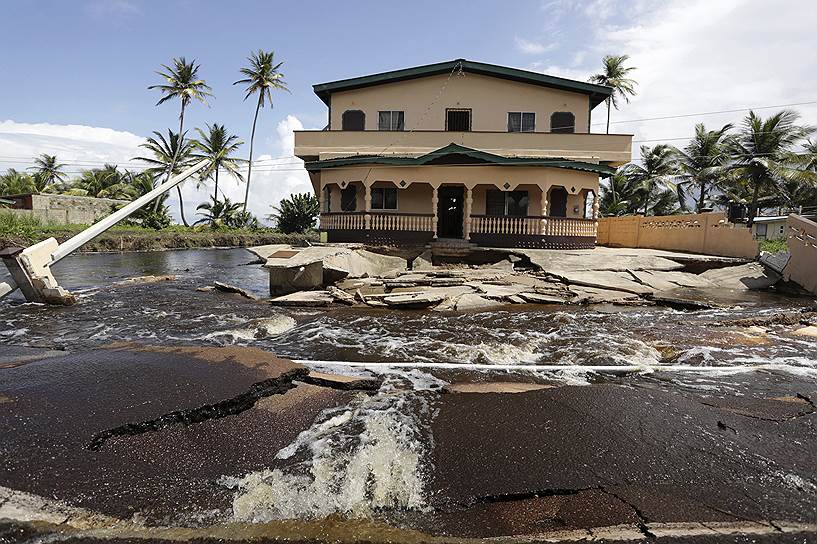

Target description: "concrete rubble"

left=249, top=244, right=793, bottom=312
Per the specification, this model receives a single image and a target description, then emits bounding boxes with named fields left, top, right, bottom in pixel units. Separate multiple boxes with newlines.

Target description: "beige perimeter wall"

left=596, top=212, right=759, bottom=259
left=783, top=215, right=817, bottom=294
left=2, top=194, right=127, bottom=225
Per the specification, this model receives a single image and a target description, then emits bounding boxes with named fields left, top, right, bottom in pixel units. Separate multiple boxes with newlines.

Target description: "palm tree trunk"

left=698, top=181, right=706, bottom=212
left=214, top=167, right=219, bottom=202
left=243, top=95, right=263, bottom=213
left=747, top=178, right=760, bottom=228
left=175, top=104, right=189, bottom=226
left=606, top=98, right=611, bottom=134
left=643, top=182, right=651, bottom=216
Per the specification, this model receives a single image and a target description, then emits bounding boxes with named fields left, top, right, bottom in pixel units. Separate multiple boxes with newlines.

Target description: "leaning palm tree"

left=675, top=123, right=733, bottom=212
left=624, top=144, right=680, bottom=216
left=133, top=130, right=196, bottom=225
left=148, top=57, right=213, bottom=225
left=588, top=54, right=637, bottom=134
left=191, top=123, right=246, bottom=202
left=234, top=50, right=289, bottom=212
left=28, top=154, right=67, bottom=193
left=726, top=110, right=816, bottom=227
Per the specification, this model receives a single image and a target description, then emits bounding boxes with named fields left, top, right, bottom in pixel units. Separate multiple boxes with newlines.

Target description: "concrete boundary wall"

left=783, top=214, right=817, bottom=294
left=596, top=212, right=759, bottom=259
left=1, top=194, right=127, bottom=225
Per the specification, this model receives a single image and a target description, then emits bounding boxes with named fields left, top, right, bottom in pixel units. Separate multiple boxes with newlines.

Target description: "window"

left=378, top=111, right=404, bottom=131
left=508, top=112, right=535, bottom=132
left=755, top=223, right=767, bottom=240
left=486, top=190, right=529, bottom=216
left=340, top=186, right=357, bottom=211
left=550, top=112, right=575, bottom=133
left=342, top=110, right=365, bottom=131
left=446, top=109, right=471, bottom=131
left=371, top=187, right=398, bottom=210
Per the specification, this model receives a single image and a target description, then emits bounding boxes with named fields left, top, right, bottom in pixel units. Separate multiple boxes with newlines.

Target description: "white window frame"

left=371, top=187, right=398, bottom=210
left=508, top=112, right=536, bottom=132
left=378, top=110, right=404, bottom=131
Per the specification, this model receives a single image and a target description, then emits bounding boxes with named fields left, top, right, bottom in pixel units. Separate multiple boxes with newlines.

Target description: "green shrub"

left=268, top=193, right=319, bottom=234
left=759, top=238, right=788, bottom=253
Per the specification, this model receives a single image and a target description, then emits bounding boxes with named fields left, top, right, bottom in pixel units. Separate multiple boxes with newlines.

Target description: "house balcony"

left=295, top=130, right=633, bottom=166
left=320, top=211, right=597, bottom=249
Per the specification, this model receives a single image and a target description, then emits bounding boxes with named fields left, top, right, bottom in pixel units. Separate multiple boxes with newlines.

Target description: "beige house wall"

left=329, top=73, right=591, bottom=133
left=783, top=215, right=817, bottom=294
left=597, top=212, right=759, bottom=259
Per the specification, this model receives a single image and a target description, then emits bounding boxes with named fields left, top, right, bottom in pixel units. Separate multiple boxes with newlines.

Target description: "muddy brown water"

left=2, top=248, right=817, bottom=541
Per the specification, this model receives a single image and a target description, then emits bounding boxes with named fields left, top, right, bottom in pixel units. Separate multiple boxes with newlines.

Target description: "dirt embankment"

left=0, top=229, right=319, bottom=253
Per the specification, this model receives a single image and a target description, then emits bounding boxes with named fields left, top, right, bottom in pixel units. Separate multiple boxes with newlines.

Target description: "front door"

left=437, top=186, right=464, bottom=238
left=550, top=187, right=568, bottom=217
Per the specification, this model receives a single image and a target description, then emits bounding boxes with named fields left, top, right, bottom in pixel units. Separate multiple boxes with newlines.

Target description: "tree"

left=588, top=54, right=637, bottom=134
left=234, top=50, right=289, bottom=213
left=71, top=164, right=131, bottom=198
left=148, top=57, right=213, bottom=225
left=124, top=171, right=172, bottom=229
left=134, top=130, right=196, bottom=223
left=268, top=192, right=319, bottom=233
left=28, top=154, right=67, bottom=193
left=623, top=144, right=680, bottom=216
left=195, top=195, right=243, bottom=228
left=726, top=110, right=816, bottom=227
left=0, top=169, right=35, bottom=195
left=599, top=170, right=640, bottom=216
left=191, top=123, right=245, bottom=202
left=675, top=123, right=733, bottom=212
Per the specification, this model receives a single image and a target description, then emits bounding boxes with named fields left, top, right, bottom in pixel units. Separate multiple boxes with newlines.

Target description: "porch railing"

left=470, top=215, right=597, bottom=237
left=320, top=212, right=365, bottom=230
left=370, top=212, right=434, bottom=231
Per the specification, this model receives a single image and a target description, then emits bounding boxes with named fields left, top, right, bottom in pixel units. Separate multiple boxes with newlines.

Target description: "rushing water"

left=2, top=248, right=817, bottom=527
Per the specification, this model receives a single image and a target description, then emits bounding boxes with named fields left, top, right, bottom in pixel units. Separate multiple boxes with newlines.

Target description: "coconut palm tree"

left=624, top=144, right=680, bottom=216
left=71, top=164, right=128, bottom=198
left=588, top=54, right=637, bottom=134
left=195, top=195, right=243, bottom=228
left=599, top=170, right=639, bottom=216
left=234, top=50, right=289, bottom=213
left=133, top=130, right=196, bottom=224
left=726, top=110, right=816, bottom=227
left=675, top=123, right=733, bottom=212
left=28, top=154, right=67, bottom=193
left=148, top=57, right=213, bottom=225
left=0, top=169, right=36, bottom=195
left=191, top=123, right=246, bottom=202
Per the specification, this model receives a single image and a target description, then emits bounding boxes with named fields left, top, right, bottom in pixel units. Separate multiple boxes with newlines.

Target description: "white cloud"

left=85, top=0, right=141, bottom=18
left=0, top=116, right=315, bottom=227
left=515, top=37, right=557, bottom=55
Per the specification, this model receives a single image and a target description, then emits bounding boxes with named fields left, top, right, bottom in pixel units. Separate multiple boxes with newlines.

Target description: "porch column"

left=592, top=196, right=600, bottom=220
left=540, top=187, right=549, bottom=236
left=431, top=185, right=439, bottom=239
left=318, top=185, right=326, bottom=230
left=463, top=186, right=473, bottom=241
left=364, top=183, right=372, bottom=230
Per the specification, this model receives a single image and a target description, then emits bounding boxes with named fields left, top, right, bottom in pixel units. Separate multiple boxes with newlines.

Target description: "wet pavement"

left=2, top=248, right=817, bottom=543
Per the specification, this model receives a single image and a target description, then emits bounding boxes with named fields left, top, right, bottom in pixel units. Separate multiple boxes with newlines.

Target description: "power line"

left=594, top=100, right=817, bottom=127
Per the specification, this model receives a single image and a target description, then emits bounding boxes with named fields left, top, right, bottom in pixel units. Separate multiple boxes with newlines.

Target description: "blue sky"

left=2, top=0, right=816, bottom=222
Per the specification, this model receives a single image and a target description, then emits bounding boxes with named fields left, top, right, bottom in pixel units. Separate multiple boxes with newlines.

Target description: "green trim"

left=305, top=143, right=616, bottom=176
left=314, top=59, right=613, bottom=109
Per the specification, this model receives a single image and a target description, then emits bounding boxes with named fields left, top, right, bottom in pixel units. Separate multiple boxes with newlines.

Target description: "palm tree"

left=28, top=154, right=67, bottom=193
left=675, top=123, right=733, bottom=212
left=148, top=57, right=213, bottom=225
left=195, top=195, right=243, bottom=228
left=71, top=164, right=129, bottom=198
left=726, top=110, right=816, bottom=227
left=624, top=144, right=680, bottom=216
left=599, top=170, right=639, bottom=216
left=588, top=54, right=637, bottom=134
left=0, top=169, right=35, bottom=195
left=191, top=123, right=246, bottom=202
left=133, top=130, right=196, bottom=224
left=234, top=50, right=289, bottom=213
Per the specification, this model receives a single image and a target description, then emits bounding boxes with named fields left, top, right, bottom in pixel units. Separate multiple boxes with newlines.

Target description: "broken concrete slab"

left=444, top=382, right=555, bottom=394
left=552, top=270, right=655, bottom=296
left=517, top=292, right=570, bottom=304
left=299, top=371, right=381, bottom=391
left=454, top=293, right=504, bottom=311
left=383, top=292, right=445, bottom=308
left=269, top=290, right=333, bottom=307
left=213, top=281, right=257, bottom=300
left=411, top=250, right=434, bottom=271
left=112, top=275, right=176, bottom=287
left=326, top=285, right=356, bottom=305
left=569, top=285, right=641, bottom=304
left=701, top=262, right=780, bottom=290
left=793, top=325, right=817, bottom=338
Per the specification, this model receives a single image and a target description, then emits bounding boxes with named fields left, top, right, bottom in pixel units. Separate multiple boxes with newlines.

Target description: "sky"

left=1, top=0, right=816, bottom=223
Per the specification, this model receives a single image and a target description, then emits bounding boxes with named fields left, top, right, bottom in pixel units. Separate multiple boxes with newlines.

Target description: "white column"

left=431, top=185, right=439, bottom=239
left=463, top=186, right=473, bottom=241
left=318, top=185, right=326, bottom=229
left=540, top=186, right=549, bottom=236
left=364, top=183, right=372, bottom=230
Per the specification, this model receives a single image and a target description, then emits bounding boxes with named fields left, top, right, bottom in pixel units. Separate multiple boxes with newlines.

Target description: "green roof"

left=304, top=143, right=615, bottom=176
left=314, top=59, right=613, bottom=109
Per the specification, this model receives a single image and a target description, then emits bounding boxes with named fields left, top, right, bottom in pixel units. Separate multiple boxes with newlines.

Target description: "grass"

left=0, top=211, right=318, bottom=251
left=759, top=238, right=789, bottom=253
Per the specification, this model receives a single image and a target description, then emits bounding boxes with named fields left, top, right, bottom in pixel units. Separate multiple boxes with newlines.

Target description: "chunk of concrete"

left=517, top=292, right=569, bottom=304
left=553, top=270, right=654, bottom=296
left=454, top=293, right=503, bottom=311
left=383, top=292, right=445, bottom=308
left=214, top=281, right=258, bottom=300
left=700, top=263, right=780, bottom=290
left=301, top=371, right=380, bottom=391
left=569, top=285, right=641, bottom=304
left=113, top=275, right=176, bottom=287
left=445, top=382, right=555, bottom=394
left=793, top=325, right=817, bottom=338
left=411, top=250, right=434, bottom=271
left=327, top=286, right=356, bottom=305
left=269, top=290, right=333, bottom=307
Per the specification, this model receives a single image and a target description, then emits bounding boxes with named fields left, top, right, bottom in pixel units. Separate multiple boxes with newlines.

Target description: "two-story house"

left=294, top=59, right=632, bottom=249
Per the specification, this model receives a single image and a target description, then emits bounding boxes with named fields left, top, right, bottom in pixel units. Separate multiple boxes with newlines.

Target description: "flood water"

left=2, top=248, right=817, bottom=531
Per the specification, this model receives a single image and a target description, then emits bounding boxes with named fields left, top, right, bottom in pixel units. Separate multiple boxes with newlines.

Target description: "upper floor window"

left=508, top=112, right=535, bottom=132
left=446, top=108, right=471, bottom=131
left=550, top=112, right=575, bottom=133
left=486, top=190, right=529, bottom=217
left=342, top=110, right=365, bottom=131
left=371, top=187, right=398, bottom=210
left=378, top=111, right=404, bottom=131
